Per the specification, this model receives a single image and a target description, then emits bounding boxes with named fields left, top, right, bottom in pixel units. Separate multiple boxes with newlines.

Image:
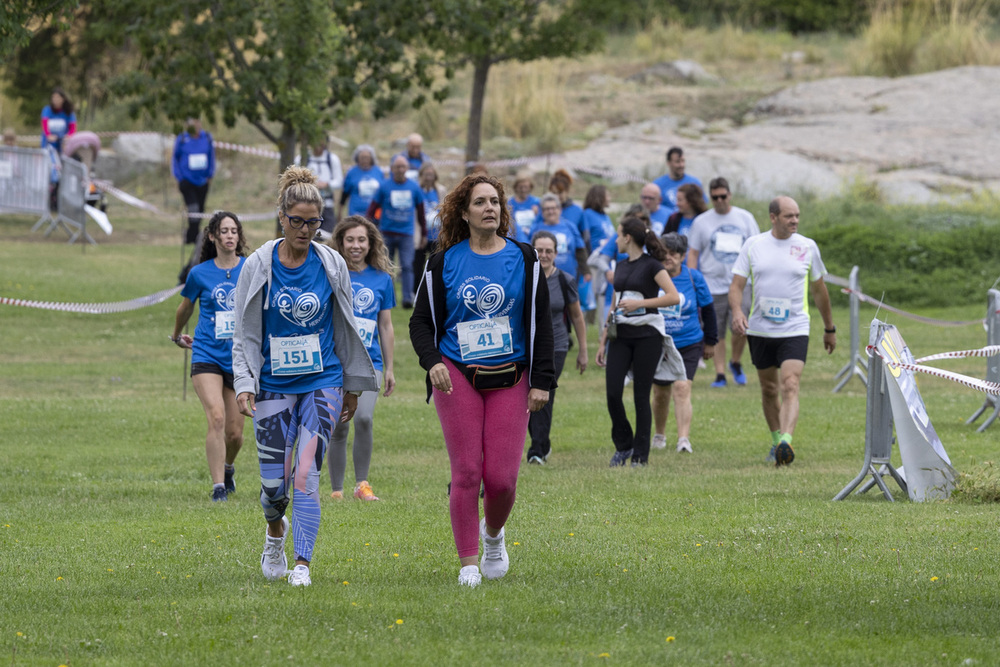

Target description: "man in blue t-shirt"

left=640, top=182, right=670, bottom=235
left=173, top=117, right=216, bottom=283
left=392, top=133, right=428, bottom=182
left=652, top=146, right=703, bottom=217
left=367, top=155, right=427, bottom=307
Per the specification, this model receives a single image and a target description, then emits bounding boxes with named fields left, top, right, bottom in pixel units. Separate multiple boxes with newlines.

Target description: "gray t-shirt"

left=547, top=269, right=578, bottom=353
left=687, top=206, right=760, bottom=294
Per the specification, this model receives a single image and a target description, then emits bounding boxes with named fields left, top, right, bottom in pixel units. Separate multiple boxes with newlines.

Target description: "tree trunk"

left=278, top=124, right=297, bottom=175
left=274, top=124, right=298, bottom=236
left=465, top=55, right=492, bottom=173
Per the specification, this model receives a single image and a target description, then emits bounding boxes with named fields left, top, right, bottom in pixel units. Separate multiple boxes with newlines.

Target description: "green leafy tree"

left=427, top=0, right=604, bottom=167
left=109, top=0, right=446, bottom=170
left=0, top=0, right=78, bottom=59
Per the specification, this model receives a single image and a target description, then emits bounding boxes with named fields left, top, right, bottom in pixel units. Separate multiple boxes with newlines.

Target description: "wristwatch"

left=824, top=326, right=837, bottom=334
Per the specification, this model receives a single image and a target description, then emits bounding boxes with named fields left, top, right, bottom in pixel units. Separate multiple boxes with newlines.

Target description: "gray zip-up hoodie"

left=231, top=239, right=378, bottom=397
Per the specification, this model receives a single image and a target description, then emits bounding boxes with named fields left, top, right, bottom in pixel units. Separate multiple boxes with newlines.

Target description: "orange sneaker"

left=330, top=490, right=344, bottom=500
left=354, top=480, right=380, bottom=501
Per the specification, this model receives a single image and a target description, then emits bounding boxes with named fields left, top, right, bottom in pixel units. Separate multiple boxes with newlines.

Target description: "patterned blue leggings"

left=254, top=387, right=342, bottom=563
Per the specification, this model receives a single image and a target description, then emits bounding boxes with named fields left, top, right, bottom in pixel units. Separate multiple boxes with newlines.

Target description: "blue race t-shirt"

left=584, top=209, right=614, bottom=252
left=181, top=257, right=245, bottom=372
left=260, top=244, right=342, bottom=394
left=423, top=187, right=441, bottom=242
left=659, top=265, right=713, bottom=348
left=40, top=105, right=75, bottom=151
left=343, top=165, right=384, bottom=216
left=561, top=201, right=585, bottom=238
left=172, top=131, right=215, bottom=186
left=649, top=206, right=670, bottom=235
left=509, top=195, right=540, bottom=240
left=439, top=239, right=527, bottom=366
left=652, top=173, right=704, bottom=216
left=349, top=265, right=395, bottom=371
left=373, top=178, right=424, bottom=235
left=530, top=218, right=585, bottom=278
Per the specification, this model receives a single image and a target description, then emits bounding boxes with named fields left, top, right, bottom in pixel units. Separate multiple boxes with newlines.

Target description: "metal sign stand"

left=832, top=266, right=868, bottom=392
left=966, top=288, right=1000, bottom=432
left=833, top=322, right=906, bottom=501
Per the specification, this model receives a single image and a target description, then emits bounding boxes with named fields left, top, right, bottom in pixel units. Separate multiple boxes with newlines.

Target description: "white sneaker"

left=261, top=516, right=289, bottom=581
left=651, top=434, right=667, bottom=450
left=677, top=437, right=693, bottom=454
left=287, top=563, right=311, bottom=587
left=458, top=564, right=482, bottom=588
left=479, top=518, right=509, bottom=580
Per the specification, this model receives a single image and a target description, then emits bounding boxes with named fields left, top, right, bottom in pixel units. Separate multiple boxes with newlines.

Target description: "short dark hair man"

left=652, top=146, right=704, bottom=216
left=729, top=196, right=836, bottom=467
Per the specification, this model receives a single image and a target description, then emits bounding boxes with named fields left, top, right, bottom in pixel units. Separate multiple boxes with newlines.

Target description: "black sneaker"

left=224, top=466, right=236, bottom=494
left=630, top=459, right=647, bottom=468
left=211, top=486, right=228, bottom=502
left=775, top=442, right=795, bottom=467
left=609, top=449, right=633, bottom=467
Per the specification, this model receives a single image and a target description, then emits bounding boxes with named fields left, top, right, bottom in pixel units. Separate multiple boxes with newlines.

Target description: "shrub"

left=482, top=61, right=566, bottom=153
left=805, top=198, right=1000, bottom=308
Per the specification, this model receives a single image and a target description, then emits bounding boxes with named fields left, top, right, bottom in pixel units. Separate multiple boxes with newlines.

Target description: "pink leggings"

left=434, top=358, right=530, bottom=558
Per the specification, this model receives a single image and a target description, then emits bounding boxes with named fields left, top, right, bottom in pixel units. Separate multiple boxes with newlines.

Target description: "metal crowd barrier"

left=965, top=288, right=1000, bottom=432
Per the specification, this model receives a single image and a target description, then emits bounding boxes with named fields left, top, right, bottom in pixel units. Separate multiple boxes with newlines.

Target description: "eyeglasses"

left=285, top=214, right=324, bottom=229
left=541, top=206, right=560, bottom=213
left=711, top=194, right=729, bottom=201
left=640, top=195, right=658, bottom=201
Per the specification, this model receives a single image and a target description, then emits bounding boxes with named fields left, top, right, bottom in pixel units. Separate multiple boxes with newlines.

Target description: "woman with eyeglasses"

left=233, top=165, right=378, bottom=587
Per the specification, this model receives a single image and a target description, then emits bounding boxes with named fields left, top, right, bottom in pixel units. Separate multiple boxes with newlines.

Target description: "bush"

left=804, top=198, right=1000, bottom=308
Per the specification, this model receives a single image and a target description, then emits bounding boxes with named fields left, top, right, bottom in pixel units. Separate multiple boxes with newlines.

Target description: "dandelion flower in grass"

left=931, top=576, right=939, bottom=582
left=393, top=553, right=399, bottom=558
left=56, top=576, right=63, bottom=581
left=16, top=632, right=23, bottom=637
left=343, top=581, right=349, bottom=586
left=568, top=533, right=574, bottom=537
left=395, top=619, right=403, bottom=625
left=598, top=653, right=610, bottom=658
left=666, top=636, right=676, bottom=643
left=513, top=542, right=520, bottom=546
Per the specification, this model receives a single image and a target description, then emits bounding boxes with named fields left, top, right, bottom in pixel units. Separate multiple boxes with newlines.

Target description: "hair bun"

left=279, top=165, right=317, bottom=191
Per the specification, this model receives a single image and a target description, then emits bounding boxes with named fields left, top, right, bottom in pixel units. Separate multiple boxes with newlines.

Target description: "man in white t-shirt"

left=729, top=196, right=836, bottom=467
left=687, top=176, right=760, bottom=388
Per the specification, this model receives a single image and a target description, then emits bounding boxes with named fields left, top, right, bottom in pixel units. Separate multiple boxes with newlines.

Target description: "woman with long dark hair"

left=171, top=211, right=249, bottom=501
left=596, top=215, right=680, bottom=467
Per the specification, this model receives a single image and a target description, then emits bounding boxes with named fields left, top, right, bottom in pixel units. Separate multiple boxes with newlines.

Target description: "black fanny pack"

left=454, top=360, right=524, bottom=391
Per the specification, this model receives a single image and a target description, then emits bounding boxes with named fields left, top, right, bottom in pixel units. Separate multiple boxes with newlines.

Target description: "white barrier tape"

left=94, top=179, right=165, bottom=214
left=0, top=285, right=182, bottom=315
left=914, top=346, right=1000, bottom=364
left=214, top=141, right=281, bottom=160
left=868, top=345, right=1000, bottom=395
left=836, top=284, right=984, bottom=327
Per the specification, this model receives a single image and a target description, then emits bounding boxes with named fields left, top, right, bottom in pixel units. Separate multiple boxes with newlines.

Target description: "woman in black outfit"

left=596, top=215, right=679, bottom=467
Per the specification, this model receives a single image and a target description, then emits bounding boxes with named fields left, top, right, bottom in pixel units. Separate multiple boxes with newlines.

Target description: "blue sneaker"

left=710, top=375, right=727, bottom=388
left=211, top=485, right=227, bottom=502
left=224, top=465, right=235, bottom=494
left=609, top=449, right=633, bottom=467
left=729, top=361, right=747, bottom=386
left=766, top=445, right=776, bottom=463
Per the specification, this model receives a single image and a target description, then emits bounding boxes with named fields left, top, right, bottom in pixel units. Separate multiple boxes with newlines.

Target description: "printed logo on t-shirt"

left=790, top=245, right=807, bottom=261
left=274, top=287, right=327, bottom=328
left=389, top=189, right=413, bottom=210
left=212, top=283, right=236, bottom=312
left=352, top=285, right=377, bottom=316
left=458, top=276, right=514, bottom=319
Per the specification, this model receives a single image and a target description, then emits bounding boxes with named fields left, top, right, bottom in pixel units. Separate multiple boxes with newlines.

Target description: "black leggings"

left=605, top=334, right=662, bottom=463
left=178, top=179, right=210, bottom=244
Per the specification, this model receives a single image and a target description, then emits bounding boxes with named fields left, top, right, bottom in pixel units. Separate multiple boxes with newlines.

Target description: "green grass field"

left=2, top=226, right=1000, bottom=666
